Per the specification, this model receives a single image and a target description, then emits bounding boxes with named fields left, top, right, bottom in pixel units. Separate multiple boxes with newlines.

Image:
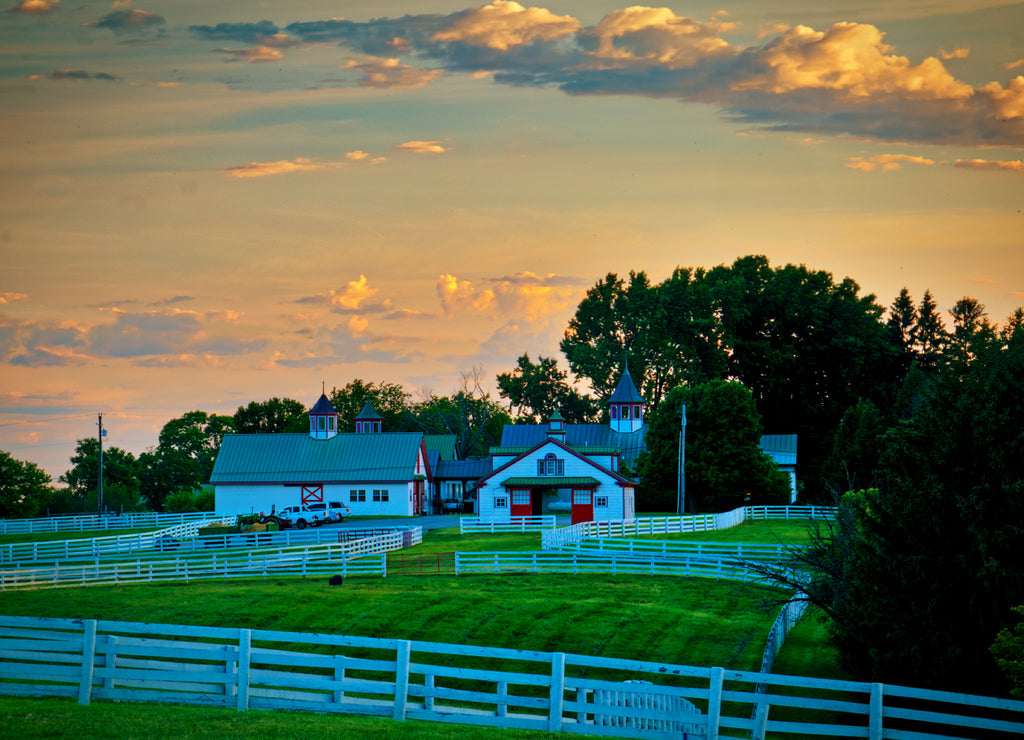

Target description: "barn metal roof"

left=210, top=432, right=425, bottom=484
left=760, top=434, right=797, bottom=466
left=500, top=423, right=648, bottom=466
left=423, top=434, right=457, bottom=461
left=608, top=367, right=644, bottom=404
left=435, top=458, right=492, bottom=480
left=308, top=394, right=337, bottom=415
left=500, top=476, right=600, bottom=488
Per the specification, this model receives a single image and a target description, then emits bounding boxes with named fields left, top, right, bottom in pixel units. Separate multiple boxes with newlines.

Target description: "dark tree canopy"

left=138, top=410, right=233, bottom=511
left=0, top=450, right=52, bottom=518
left=635, top=380, right=790, bottom=513
left=233, top=397, right=308, bottom=434
left=496, top=354, right=598, bottom=424
left=60, top=438, right=143, bottom=514
left=329, top=379, right=415, bottom=433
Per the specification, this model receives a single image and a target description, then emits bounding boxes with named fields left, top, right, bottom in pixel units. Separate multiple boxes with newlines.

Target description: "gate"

left=388, top=551, right=457, bottom=575
left=591, top=681, right=706, bottom=736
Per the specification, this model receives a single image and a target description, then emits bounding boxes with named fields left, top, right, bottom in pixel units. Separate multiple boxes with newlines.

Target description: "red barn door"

left=571, top=489, right=593, bottom=524
left=510, top=489, right=532, bottom=517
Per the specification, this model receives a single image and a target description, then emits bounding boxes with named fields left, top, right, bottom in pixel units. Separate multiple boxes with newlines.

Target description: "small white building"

left=211, top=395, right=432, bottom=517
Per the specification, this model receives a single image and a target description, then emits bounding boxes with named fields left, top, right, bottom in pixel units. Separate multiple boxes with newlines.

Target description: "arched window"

left=537, top=452, right=564, bottom=476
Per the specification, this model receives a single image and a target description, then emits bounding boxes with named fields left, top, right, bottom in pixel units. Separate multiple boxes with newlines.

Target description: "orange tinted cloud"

left=344, top=57, right=442, bottom=89
left=10, top=0, right=57, bottom=13
left=329, top=275, right=378, bottom=310
left=431, top=1, right=580, bottom=51
left=586, top=6, right=735, bottom=68
left=846, top=154, right=936, bottom=171
left=221, top=158, right=332, bottom=177
left=396, top=140, right=447, bottom=153
left=734, top=23, right=972, bottom=101
left=214, top=46, right=285, bottom=63
left=954, top=158, right=1024, bottom=172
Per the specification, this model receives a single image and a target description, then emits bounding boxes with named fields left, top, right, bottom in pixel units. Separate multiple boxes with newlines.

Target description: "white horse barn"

left=210, top=396, right=433, bottom=517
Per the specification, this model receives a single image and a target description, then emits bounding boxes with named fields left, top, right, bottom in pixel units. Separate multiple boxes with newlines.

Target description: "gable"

left=477, top=437, right=630, bottom=488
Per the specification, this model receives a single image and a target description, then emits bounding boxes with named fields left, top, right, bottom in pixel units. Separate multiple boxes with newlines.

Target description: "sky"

left=1, top=0, right=1022, bottom=481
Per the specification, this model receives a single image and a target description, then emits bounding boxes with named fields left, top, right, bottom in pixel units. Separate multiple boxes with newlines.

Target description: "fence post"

left=78, top=619, right=98, bottom=705
left=869, top=683, right=883, bottom=740
left=237, top=629, right=251, bottom=711
left=393, top=640, right=412, bottom=721
left=549, top=652, right=565, bottom=732
left=706, top=666, right=724, bottom=740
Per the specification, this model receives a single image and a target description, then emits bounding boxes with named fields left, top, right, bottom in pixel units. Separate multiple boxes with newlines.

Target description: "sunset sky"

left=2, top=0, right=1023, bottom=481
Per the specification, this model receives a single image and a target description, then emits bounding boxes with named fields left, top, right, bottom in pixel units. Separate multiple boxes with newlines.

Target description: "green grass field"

left=0, top=517, right=838, bottom=738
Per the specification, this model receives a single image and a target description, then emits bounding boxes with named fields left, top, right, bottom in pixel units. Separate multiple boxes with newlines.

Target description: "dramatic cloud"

left=733, top=23, right=972, bottom=101
left=91, top=8, right=165, bottom=35
left=954, top=158, right=1024, bottom=172
left=437, top=272, right=582, bottom=320
left=581, top=6, right=735, bottom=69
left=430, top=1, right=580, bottom=51
left=221, top=158, right=333, bottom=178
left=396, top=140, right=447, bottom=153
left=9, top=0, right=57, bottom=14
left=214, top=46, right=286, bottom=63
left=343, top=57, right=442, bottom=88
left=845, top=153, right=936, bottom=171
left=330, top=275, right=377, bottom=310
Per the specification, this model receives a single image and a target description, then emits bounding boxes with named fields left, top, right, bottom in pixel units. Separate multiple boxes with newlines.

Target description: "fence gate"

left=388, top=552, right=456, bottom=576
left=591, top=680, right=706, bottom=737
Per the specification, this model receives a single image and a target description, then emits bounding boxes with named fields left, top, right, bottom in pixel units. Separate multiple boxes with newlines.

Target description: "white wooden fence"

left=1, top=524, right=423, bottom=567
left=0, top=534, right=409, bottom=590
left=0, top=511, right=219, bottom=535
left=2, top=615, right=1022, bottom=739
left=460, top=515, right=557, bottom=534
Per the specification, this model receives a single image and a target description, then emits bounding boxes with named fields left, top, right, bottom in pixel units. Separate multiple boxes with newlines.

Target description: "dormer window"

left=537, top=453, right=564, bottom=476
left=621, top=406, right=630, bottom=420
left=611, top=406, right=618, bottom=420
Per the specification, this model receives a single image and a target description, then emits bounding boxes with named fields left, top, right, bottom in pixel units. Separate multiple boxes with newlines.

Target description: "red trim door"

left=571, top=489, right=593, bottom=524
left=510, top=489, right=532, bottom=517
left=301, top=485, right=324, bottom=505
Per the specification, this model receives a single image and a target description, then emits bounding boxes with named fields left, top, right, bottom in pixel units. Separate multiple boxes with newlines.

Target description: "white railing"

left=0, top=534, right=407, bottom=591
left=0, top=511, right=220, bottom=535
left=547, top=537, right=795, bottom=562
left=453, top=551, right=777, bottom=584
left=542, top=506, right=836, bottom=550
left=2, top=615, right=1022, bottom=740
left=1, top=524, right=422, bottom=566
left=460, top=515, right=557, bottom=534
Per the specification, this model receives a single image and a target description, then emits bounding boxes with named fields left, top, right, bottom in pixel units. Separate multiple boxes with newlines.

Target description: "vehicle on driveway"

left=278, top=505, right=328, bottom=529
left=306, top=501, right=351, bottom=522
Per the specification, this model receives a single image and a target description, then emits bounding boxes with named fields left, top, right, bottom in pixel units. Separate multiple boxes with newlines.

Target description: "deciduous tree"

left=233, top=397, right=308, bottom=434
left=0, top=450, right=52, bottom=518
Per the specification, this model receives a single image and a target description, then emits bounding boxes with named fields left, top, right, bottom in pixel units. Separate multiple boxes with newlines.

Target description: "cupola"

left=546, top=409, right=565, bottom=442
left=355, top=401, right=383, bottom=434
left=308, top=393, right=338, bottom=440
left=608, top=365, right=644, bottom=434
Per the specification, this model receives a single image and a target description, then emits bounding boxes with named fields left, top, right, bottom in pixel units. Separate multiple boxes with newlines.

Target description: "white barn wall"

left=215, top=482, right=416, bottom=518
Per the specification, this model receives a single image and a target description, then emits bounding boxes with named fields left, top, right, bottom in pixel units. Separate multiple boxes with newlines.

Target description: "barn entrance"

left=571, top=489, right=594, bottom=524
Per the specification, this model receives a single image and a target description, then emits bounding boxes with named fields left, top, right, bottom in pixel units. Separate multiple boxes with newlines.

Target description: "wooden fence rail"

left=0, top=511, right=221, bottom=535
left=0, top=535, right=405, bottom=590
left=1, top=524, right=423, bottom=567
left=460, top=516, right=558, bottom=534
left=2, top=615, right=1022, bottom=740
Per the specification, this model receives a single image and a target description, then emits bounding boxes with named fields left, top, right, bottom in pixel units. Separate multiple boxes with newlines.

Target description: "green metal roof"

left=423, top=434, right=457, bottom=461
left=499, top=476, right=600, bottom=488
left=490, top=445, right=620, bottom=456
left=210, top=432, right=424, bottom=484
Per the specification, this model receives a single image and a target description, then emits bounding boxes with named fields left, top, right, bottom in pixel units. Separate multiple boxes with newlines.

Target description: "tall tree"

left=139, top=411, right=233, bottom=511
left=0, top=450, right=53, bottom=518
left=60, top=438, right=142, bottom=513
left=560, top=271, right=675, bottom=404
left=948, top=296, right=996, bottom=372
left=496, top=354, right=598, bottom=423
left=912, top=289, right=948, bottom=370
left=233, top=397, right=308, bottom=434
left=768, top=328, right=1024, bottom=695
left=634, top=381, right=790, bottom=513
left=415, top=366, right=510, bottom=458
left=329, top=379, right=414, bottom=433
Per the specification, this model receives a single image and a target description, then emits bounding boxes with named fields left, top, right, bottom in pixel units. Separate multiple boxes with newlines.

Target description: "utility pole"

left=677, top=404, right=686, bottom=514
left=98, top=414, right=104, bottom=514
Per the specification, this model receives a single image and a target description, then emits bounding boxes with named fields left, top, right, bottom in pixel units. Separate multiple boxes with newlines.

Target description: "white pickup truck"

left=277, top=505, right=328, bottom=529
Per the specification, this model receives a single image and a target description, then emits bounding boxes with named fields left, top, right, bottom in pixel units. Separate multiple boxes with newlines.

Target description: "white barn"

left=210, top=396, right=432, bottom=517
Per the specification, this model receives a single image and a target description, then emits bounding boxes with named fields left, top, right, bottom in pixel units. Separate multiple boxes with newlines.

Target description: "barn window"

left=318, top=416, right=326, bottom=430
left=621, top=405, right=630, bottom=420
left=328, top=417, right=335, bottom=431
left=512, top=490, right=530, bottom=505
left=494, top=496, right=507, bottom=508
left=538, top=453, right=563, bottom=476
left=350, top=490, right=366, bottom=502
left=595, top=496, right=608, bottom=507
